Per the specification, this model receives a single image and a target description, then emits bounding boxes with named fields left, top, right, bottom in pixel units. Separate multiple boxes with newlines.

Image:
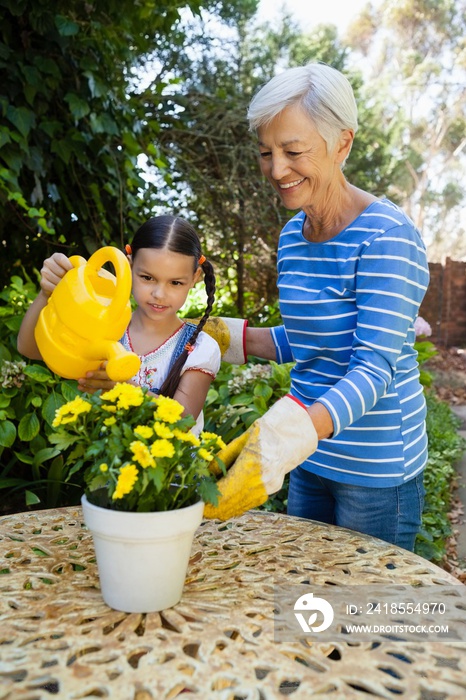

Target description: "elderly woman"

left=205, top=63, right=429, bottom=552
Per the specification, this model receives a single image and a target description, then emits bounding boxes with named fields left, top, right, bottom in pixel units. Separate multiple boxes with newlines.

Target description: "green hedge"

left=416, top=392, right=465, bottom=561
left=0, top=273, right=82, bottom=511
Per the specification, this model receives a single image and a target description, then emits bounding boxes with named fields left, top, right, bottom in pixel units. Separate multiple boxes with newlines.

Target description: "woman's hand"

left=200, top=317, right=281, bottom=362
left=203, top=395, right=319, bottom=521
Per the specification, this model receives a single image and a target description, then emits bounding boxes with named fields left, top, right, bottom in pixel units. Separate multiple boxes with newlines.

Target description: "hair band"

left=125, top=244, right=132, bottom=256
left=185, top=342, right=194, bottom=354
left=198, top=255, right=206, bottom=265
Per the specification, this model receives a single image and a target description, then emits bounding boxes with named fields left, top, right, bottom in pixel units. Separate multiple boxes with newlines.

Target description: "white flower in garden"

left=1, top=360, right=26, bottom=388
left=414, top=316, right=432, bottom=338
left=227, top=363, right=273, bottom=394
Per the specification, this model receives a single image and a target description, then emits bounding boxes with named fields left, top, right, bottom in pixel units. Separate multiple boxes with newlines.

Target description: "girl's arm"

left=17, top=253, right=73, bottom=359
left=17, top=291, right=50, bottom=359
left=173, top=370, right=214, bottom=422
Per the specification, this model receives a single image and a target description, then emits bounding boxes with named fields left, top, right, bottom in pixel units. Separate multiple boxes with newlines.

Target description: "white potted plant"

left=49, top=383, right=225, bottom=613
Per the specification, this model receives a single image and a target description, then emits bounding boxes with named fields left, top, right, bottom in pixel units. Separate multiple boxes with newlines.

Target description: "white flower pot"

left=81, top=495, right=204, bottom=613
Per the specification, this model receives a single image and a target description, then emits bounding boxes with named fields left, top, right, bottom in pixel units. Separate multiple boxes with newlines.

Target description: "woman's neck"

left=302, top=182, right=378, bottom=242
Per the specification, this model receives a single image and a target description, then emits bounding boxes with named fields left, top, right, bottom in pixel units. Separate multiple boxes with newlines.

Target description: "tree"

left=0, top=0, right=207, bottom=287
left=345, top=0, right=466, bottom=260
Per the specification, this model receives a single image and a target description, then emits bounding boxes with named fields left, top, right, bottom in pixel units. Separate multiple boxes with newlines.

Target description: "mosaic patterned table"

left=1, top=507, right=465, bottom=699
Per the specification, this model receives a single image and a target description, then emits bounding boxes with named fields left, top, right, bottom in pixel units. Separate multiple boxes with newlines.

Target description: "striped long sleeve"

left=275, top=198, right=429, bottom=487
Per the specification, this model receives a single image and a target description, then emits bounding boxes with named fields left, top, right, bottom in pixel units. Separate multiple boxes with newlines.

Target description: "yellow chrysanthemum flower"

left=130, top=440, right=155, bottom=468
left=153, top=396, right=184, bottom=424
left=173, top=428, right=200, bottom=446
left=153, top=421, right=174, bottom=439
left=102, top=404, right=117, bottom=413
left=100, top=385, right=123, bottom=403
left=112, top=463, right=139, bottom=500
left=52, top=396, right=92, bottom=427
left=104, top=416, right=116, bottom=426
left=134, top=425, right=153, bottom=440
left=101, top=383, right=144, bottom=410
left=198, top=448, right=214, bottom=462
left=200, top=431, right=218, bottom=441
left=200, top=431, right=226, bottom=450
left=99, top=463, right=109, bottom=472
left=150, top=439, right=176, bottom=459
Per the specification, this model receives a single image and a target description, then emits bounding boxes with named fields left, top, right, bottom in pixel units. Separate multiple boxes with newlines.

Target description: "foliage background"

left=0, top=0, right=207, bottom=284
left=4, top=0, right=464, bottom=317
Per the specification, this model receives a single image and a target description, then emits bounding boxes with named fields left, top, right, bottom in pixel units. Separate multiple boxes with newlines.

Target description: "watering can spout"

left=34, top=247, right=141, bottom=381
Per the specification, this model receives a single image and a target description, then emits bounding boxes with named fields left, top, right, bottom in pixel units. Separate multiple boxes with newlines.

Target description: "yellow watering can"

left=34, top=246, right=141, bottom=381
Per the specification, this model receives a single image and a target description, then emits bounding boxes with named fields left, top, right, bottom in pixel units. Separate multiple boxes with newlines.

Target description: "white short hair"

left=247, top=63, right=358, bottom=152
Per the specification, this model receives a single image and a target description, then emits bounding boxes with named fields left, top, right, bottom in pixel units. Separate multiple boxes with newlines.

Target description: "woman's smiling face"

left=257, top=102, right=349, bottom=212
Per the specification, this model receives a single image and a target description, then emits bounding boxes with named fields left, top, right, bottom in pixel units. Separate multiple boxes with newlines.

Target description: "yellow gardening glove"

left=190, top=317, right=248, bottom=364
left=204, top=395, right=318, bottom=521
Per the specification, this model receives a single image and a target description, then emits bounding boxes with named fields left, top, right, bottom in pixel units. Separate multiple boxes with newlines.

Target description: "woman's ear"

left=335, top=129, right=354, bottom=165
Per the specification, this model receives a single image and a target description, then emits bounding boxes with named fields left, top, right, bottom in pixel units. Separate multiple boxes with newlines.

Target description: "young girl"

left=17, top=215, right=221, bottom=434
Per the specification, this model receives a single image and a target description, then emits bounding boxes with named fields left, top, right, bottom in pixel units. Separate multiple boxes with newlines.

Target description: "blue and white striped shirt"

left=272, top=198, right=429, bottom=487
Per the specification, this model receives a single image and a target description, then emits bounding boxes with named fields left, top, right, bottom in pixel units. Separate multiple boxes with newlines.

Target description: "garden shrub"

left=416, top=391, right=466, bottom=561
left=415, top=339, right=438, bottom=388
left=0, top=273, right=81, bottom=512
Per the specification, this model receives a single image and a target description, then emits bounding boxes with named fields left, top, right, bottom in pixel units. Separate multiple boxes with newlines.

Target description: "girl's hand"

left=40, top=253, right=74, bottom=297
left=17, top=253, right=74, bottom=360
left=77, top=363, right=117, bottom=394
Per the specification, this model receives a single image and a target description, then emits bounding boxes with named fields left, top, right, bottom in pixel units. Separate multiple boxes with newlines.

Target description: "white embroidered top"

left=120, top=324, right=221, bottom=434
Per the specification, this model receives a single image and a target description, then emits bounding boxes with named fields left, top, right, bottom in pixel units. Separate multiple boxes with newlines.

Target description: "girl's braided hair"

left=128, top=214, right=215, bottom=399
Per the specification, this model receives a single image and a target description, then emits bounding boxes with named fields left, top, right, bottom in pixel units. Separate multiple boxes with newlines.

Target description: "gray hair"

left=247, top=63, right=358, bottom=153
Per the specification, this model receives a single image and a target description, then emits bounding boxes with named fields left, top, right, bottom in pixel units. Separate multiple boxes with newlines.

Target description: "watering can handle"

left=86, top=247, right=133, bottom=319
left=69, top=255, right=87, bottom=269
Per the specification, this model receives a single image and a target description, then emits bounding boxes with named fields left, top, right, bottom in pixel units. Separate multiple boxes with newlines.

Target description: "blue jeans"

left=287, top=467, right=425, bottom=551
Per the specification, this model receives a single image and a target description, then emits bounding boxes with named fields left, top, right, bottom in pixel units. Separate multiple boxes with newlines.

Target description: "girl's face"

left=130, top=248, right=201, bottom=322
